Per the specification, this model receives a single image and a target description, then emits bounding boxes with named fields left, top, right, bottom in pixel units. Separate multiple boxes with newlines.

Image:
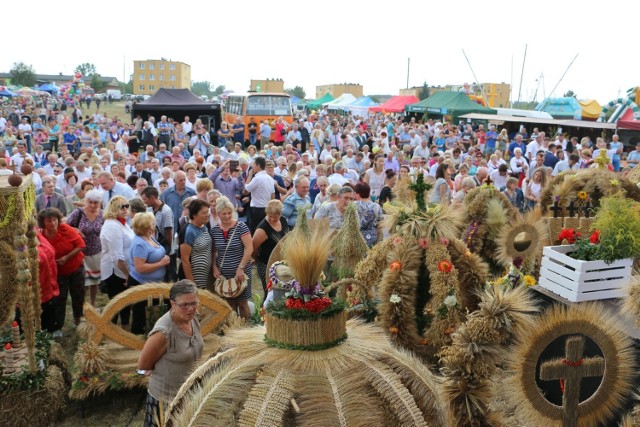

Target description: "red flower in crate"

left=285, top=298, right=304, bottom=310
left=589, top=230, right=600, bottom=244
left=558, top=228, right=581, bottom=244
left=304, top=297, right=332, bottom=314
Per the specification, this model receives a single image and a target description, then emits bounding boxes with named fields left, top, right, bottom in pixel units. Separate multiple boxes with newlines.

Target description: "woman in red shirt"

left=273, top=117, right=287, bottom=146
left=38, top=208, right=86, bottom=340
left=37, top=229, right=60, bottom=334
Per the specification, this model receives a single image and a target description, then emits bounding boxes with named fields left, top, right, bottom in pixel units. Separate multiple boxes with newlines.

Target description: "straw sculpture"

left=540, top=168, right=640, bottom=214
left=439, top=284, right=538, bottom=426
left=447, top=237, right=488, bottom=312
left=495, top=207, right=546, bottom=269
left=166, top=320, right=454, bottom=426
left=331, top=203, right=368, bottom=294
left=376, top=235, right=426, bottom=356
left=26, top=219, right=42, bottom=331
left=14, top=223, right=37, bottom=373
left=351, top=238, right=394, bottom=303
left=0, top=365, right=67, bottom=427
left=0, top=241, right=18, bottom=325
left=460, top=185, right=518, bottom=275
left=622, top=273, right=640, bottom=326
left=422, top=240, right=463, bottom=349
left=82, top=283, right=231, bottom=350
left=626, top=163, right=640, bottom=185
left=0, top=175, right=32, bottom=326
left=505, top=303, right=636, bottom=427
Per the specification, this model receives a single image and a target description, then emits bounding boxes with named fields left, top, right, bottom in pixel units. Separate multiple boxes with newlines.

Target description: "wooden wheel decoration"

left=84, top=283, right=231, bottom=350
left=506, top=303, right=635, bottom=427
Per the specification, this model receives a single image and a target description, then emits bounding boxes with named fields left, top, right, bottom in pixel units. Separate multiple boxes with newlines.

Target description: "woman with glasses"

left=66, top=189, right=104, bottom=307
left=100, top=196, right=135, bottom=329
left=138, top=280, right=203, bottom=427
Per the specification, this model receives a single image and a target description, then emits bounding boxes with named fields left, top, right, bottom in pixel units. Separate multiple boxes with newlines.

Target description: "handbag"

left=213, top=225, right=247, bottom=298
left=280, top=128, right=287, bottom=136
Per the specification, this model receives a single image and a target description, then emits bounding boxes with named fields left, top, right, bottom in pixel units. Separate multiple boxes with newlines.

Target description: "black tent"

left=131, top=88, right=221, bottom=137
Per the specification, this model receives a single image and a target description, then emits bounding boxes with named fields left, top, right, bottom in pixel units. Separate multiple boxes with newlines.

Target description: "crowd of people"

left=3, top=94, right=640, bottom=342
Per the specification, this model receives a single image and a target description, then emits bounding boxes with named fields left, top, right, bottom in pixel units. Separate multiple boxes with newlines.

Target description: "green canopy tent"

left=307, top=93, right=334, bottom=111
left=405, top=91, right=497, bottom=121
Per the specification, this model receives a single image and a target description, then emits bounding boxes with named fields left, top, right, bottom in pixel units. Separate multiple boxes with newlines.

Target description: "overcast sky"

left=3, top=0, right=636, bottom=105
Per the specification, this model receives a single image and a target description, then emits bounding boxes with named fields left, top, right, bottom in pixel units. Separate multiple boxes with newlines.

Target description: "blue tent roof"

left=36, top=83, right=58, bottom=94
left=535, top=97, right=582, bottom=119
left=349, top=96, right=377, bottom=107
left=0, top=88, right=16, bottom=98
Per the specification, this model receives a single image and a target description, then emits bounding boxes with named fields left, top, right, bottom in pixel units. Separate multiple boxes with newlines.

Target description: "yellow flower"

left=577, top=191, right=588, bottom=200
left=610, top=179, right=619, bottom=187
left=523, top=275, right=536, bottom=287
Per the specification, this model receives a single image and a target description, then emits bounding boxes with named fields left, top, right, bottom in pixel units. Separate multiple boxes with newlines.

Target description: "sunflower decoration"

left=522, top=275, right=536, bottom=287
left=577, top=191, right=588, bottom=200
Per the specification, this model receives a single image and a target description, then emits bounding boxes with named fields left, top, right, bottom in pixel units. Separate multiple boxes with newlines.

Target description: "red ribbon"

left=558, top=358, right=584, bottom=394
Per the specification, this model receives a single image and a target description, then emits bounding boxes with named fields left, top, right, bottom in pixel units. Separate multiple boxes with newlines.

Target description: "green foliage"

left=9, top=62, right=36, bottom=87
left=90, top=74, right=106, bottom=92
left=349, top=298, right=379, bottom=323
left=418, top=81, right=430, bottom=101
left=120, top=79, right=133, bottom=94
left=563, top=90, right=576, bottom=98
left=249, top=293, right=264, bottom=325
left=265, top=298, right=346, bottom=321
left=285, top=86, right=306, bottom=99
left=0, top=331, right=51, bottom=392
left=213, top=85, right=226, bottom=96
left=191, top=81, right=215, bottom=97
left=591, top=196, right=640, bottom=263
left=75, top=63, right=97, bottom=77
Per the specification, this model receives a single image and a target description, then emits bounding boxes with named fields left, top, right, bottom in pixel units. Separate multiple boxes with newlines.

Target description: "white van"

left=106, top=89, right=122, bottom=101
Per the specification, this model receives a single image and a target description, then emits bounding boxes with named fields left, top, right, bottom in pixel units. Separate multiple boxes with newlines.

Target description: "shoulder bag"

left=213, top=224, right=248, bottom=298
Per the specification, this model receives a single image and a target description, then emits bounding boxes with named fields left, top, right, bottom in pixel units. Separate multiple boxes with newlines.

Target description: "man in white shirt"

left=327, top=161, right=349, bottom=186
left=18, top=118, right=33, bottom=152
left=98, top=171, right=135, bottom=207
left=244, top=157, right=275, bottom=233
left=43, top=153, right=62, bottom=176
left=182, top=116, right=193, bottom=136
left=412, top=139, right=429, bottom=160
left=552, top=153, right=580, bottom=177
left=10, top=142, right=33, bottom=170
left=489, top=164, right=510, bottom=190
left=525, top=134, right=543, bottom=163
left=74, top=160, right=92, bottom=182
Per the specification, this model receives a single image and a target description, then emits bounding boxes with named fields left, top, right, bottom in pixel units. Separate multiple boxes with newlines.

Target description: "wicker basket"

left=265, top=310, right=347, bottom=350
left=547, top=217, right=565, bottom=245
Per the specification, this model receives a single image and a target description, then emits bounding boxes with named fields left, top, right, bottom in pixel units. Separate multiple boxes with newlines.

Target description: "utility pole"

left=406, top=58, right=410, bottom=89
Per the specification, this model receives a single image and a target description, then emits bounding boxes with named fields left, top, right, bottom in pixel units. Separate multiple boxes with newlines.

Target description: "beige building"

left=316, top=84, right=363, bottom=99
left=133, top=59, right=191, bottom=95
left=400, top=83, right=510, bottom=107
left=250, top=78, right=285, bottom=93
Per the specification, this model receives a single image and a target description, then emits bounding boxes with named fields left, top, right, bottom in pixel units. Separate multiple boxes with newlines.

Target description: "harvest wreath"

left=264, top=222, right=347, bottom=351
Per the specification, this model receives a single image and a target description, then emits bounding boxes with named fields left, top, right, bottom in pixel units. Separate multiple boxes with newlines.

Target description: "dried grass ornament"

left=495, top=207, right=546, bottom=267
left=166, top=320, right=454, bottom=427
left=505, top=303, right=636, bottom=427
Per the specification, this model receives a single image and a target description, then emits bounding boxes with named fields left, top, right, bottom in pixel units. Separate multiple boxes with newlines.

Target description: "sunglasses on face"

left=120, top=204, right=130, bottom=210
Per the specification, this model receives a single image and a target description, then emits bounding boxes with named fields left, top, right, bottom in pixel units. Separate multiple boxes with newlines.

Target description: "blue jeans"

left=24, top=134, right=32, bottom=153
left=249, top=133, right=257, bottom=146
left=612, top=158, right=620, bottom=171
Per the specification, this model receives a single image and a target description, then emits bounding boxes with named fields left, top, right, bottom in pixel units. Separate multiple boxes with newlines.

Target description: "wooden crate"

left=539, top=245, right=632, bottom=302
